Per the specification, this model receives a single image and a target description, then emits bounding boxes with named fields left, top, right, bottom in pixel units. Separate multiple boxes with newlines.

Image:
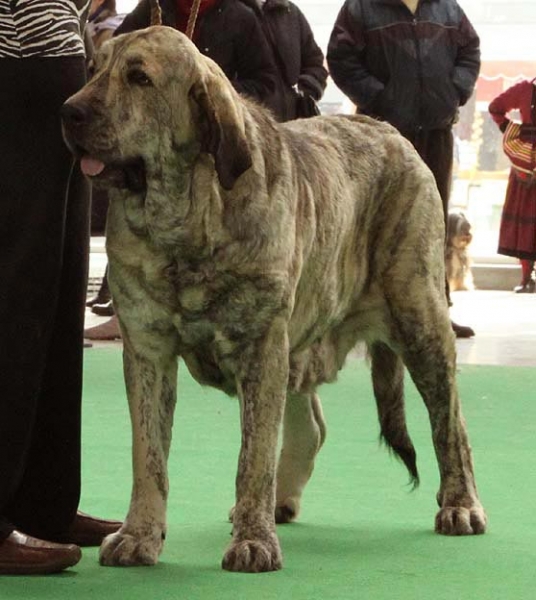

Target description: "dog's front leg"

left=100, top=333, right=177, bottom=566
left=222, top=318, right=288, bottom=573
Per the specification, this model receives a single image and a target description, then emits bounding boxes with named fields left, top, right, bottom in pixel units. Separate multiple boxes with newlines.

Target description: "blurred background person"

left=115, top=0, right=276, bottom=103
left=489, top=78, right=536, bottom=294
left=259, top=0, right=328, bottom=122
left=84, top=0, right=126, bottom=316
left=327, top=0, right=481, bottom=338
left=87, top=0, right=126, bottom=51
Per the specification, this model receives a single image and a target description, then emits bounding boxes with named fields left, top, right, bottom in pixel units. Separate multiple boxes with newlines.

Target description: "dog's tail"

left=368, top=342, right=419, bottom=487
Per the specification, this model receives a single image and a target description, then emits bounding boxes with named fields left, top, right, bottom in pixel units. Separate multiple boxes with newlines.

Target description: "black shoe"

left=91, top=300, right=115, bottom=317
left=86, top=293, right=110, bottom=308
left=514, top=280, right=535, bottom=294
left=451, top=321, right=475, bottom=338
left=86, top=270, right=111, bottom=307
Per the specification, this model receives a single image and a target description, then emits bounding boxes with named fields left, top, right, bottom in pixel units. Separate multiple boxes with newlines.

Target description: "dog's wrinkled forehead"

left=101, top=26, right=202, bottom=84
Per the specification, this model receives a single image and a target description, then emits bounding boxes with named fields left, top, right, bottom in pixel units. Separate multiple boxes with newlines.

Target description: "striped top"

left=0, top=0, right=91, bottom=59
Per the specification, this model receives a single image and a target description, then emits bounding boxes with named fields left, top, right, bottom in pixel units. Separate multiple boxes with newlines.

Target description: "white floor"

left=450, top=290, right=536, bottom=367
left=84, top=287, right=536, bottom=367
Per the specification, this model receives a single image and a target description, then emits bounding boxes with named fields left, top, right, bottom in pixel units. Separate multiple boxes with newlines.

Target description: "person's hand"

left=297, top=82, right=314, bottom=98
left=499, top=119, right=511, bottom=133
left=297, top=76, right=323, bottom=100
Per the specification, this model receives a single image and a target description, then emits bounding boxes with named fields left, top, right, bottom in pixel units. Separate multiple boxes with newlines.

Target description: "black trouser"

left=0, top=57, right=90, bottom=542
left=407, top=128, right=453, bottom=225
left=405, top=127, right=454, bottom=305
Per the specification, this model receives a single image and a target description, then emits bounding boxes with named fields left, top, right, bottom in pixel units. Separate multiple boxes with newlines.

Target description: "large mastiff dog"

left=62, top=27, right=486, bottom=572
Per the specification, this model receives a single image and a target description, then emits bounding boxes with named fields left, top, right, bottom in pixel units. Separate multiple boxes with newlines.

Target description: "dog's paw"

left=222, top=537, right=282, bottom=573
left=435, top=506, right=487, bottom=535
left=275, top=498, right=299, bottom=524
left=99, top=530, right=163, bottom=566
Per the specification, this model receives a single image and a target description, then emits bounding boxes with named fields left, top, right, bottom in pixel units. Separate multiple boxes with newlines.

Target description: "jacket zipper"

left=411, top=15, right=423, bottom=135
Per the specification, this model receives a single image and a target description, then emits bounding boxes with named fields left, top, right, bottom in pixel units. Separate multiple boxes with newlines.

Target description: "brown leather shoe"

left=84, top=315, right=121, bottom=341
left=50, top=512, right=122, bottom=547
left=0, top=530, right=81, bottom=575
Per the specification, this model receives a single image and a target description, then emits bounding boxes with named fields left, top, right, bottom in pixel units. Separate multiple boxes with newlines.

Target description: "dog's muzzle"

left=61, top=101, right=146, bottom=193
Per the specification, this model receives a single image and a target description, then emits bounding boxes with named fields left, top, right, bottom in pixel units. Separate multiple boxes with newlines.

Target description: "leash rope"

left=185, top=0, right=203, bottom=39
left=148, top=0, right=202, bottom=41
left=149, top=0, right=162, bottom=26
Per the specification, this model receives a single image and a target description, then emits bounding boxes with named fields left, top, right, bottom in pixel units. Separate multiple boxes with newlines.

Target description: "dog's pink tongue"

left=80, top=156, right=105, bottom=177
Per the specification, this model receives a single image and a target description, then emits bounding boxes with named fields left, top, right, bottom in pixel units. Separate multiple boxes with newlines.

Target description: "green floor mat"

left=4, top=349, right=535, bottom=599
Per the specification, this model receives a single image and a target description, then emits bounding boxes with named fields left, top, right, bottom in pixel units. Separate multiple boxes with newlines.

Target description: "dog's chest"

left=167, top=261, right=286, bottom=354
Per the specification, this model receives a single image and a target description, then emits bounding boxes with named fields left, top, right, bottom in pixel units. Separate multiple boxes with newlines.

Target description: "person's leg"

left=0, top=58, right=80, bottom=528
left=411, top=129, right=474, bottom=338
left=514, top=259, right=536, bottom=293
left=5, top=163, right=90, bottom=539
left=86, top=263, right=112, bottom=307
left=0, top=57, right=89, bottom=536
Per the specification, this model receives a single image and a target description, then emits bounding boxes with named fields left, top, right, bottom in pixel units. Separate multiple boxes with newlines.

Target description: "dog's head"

left=61, top=27, right=252, bottom=192
left=447, top=211, right=473, bottom=249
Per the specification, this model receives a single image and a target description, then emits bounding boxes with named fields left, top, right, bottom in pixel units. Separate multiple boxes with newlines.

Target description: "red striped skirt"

left=498, top=168, right=536, bottom=260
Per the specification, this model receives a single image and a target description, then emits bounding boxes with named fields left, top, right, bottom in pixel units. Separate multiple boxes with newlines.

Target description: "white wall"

left=116, top=0, right=138, bottom=12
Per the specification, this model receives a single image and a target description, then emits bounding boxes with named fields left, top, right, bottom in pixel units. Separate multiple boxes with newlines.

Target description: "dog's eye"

left=127, top=69, right=153, bottom=87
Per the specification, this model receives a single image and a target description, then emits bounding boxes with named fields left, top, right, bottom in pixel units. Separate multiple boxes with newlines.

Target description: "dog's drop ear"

left=190, top=75, right=252, bottom=191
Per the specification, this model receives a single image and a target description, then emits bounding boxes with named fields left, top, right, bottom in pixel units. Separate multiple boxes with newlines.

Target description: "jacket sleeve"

left=326, top=0, right=384, bottom=109
left=488, top=82, right=525, bottom=130
left=296, top=10, right=328, bottom=101
left=231, top=10, right=277, bottom=102
left=114, top=0, right=151, bottom=36
left=452, top=9, right=480, bottom=106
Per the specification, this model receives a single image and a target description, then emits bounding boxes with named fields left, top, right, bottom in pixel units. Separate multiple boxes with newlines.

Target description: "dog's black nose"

left=60, top=102, right=90, bottom=126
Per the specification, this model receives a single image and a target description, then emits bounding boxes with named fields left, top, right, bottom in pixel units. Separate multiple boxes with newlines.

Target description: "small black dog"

left=446, top=211, right=474, bottom=292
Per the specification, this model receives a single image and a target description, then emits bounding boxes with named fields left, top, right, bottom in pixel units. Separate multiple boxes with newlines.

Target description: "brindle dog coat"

left=61, top=27, right=486, bottom=572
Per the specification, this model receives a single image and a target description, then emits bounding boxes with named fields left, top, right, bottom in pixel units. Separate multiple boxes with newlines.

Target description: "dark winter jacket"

left=115, top=0, right=277, bottom=104
left=327, top=0, right=480, bottom=134
left=261, top=0, right=328, bottom=121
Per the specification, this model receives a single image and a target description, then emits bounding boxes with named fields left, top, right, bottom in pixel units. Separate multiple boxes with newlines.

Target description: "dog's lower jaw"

left=83, top=157, right=147, bottom=194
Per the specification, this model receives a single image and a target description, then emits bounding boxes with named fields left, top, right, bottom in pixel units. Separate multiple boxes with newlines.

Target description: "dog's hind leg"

left=392, top=298, right=487, bottom=536
left=368, top=341, right=418, bottom=485
left=275, top=392, right=326, bottom=523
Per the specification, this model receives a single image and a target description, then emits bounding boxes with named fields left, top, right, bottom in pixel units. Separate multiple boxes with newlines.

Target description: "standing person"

left=87, top=0, right=126, bottom=51
left=84, top=0, right=127, bottom=314
left=115, top=0, right=277, bottom=104
left=84, top=0, right=279, bottom=341
left=327, top=0, right=481, bottom=338
left=260, top=0, right=328, bottom=122
left=0, top=0, right=121, bottom=575
left=489, top=79, right=536, bottom=293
